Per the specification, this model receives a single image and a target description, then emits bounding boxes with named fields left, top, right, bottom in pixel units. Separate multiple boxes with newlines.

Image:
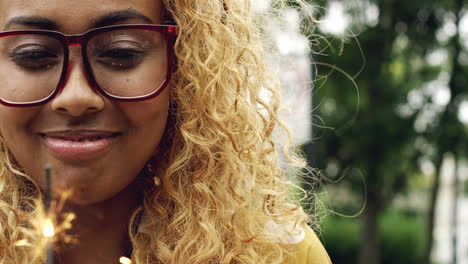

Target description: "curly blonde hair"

left=0, top=0, right=316, bottom=263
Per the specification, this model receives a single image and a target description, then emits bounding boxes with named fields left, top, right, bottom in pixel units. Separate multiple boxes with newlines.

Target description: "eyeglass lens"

left=88, top=29, right=168, bottom=98
left=0, top=28, right=168, bottom=104
left=0, top=34, right=64, bottom=103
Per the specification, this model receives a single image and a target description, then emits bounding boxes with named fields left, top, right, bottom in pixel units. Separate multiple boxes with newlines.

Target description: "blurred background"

left=261, top=0, right=468, bottom=263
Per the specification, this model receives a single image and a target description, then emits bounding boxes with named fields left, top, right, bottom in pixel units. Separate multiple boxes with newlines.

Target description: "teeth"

left=44, top=134, right=112, bottom=142
left=77, top=137, right=102, bottom=142
left=54, top=137, right=104, bottom=142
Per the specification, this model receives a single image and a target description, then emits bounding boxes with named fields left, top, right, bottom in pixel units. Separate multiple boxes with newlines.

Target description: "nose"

left=50, top=48, right=105, bottom=117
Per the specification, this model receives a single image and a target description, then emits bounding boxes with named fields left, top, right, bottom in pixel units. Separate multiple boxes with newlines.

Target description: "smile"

left=39, top=130, right=122, bottom=160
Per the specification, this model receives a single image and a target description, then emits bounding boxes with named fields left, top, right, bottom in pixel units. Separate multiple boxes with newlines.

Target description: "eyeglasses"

left=0, top=24, right=178, bottom=107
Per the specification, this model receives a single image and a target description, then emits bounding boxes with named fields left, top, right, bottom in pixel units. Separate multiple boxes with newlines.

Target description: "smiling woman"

left=0, top=0, right=330, bottom=264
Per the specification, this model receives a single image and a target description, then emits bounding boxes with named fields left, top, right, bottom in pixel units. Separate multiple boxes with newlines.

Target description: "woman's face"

left=0, top=0, right=169, bottom=205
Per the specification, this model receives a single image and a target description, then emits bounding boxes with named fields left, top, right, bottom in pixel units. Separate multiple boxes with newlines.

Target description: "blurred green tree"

left=299, top=0, right=468, bottom=263
left=422, top=0, right=467, bottom=262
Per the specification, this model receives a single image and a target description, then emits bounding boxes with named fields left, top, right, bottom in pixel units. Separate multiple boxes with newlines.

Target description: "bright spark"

left=119, top=256, right=132, bottom=264
left=43, top=218, right=55, bottom=238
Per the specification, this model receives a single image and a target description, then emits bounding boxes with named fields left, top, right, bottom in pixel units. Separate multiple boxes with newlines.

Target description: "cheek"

left=0, top=106, right=39, bottom=156
left=0, top=106, right=37, bottom=131
left=121, top=89, right=171, bottom=143
left=0, top=107, right=43, bottom=181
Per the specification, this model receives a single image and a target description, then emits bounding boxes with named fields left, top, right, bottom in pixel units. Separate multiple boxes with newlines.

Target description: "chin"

left=53, top=178, right=138, bottom=207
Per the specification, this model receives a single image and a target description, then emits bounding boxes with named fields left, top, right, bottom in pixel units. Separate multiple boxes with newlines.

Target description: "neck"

left=54, top=181, right=140, bottom=264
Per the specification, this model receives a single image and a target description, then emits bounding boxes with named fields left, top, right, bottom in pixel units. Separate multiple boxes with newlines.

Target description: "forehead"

left=0, top=0, right=164, bottom=33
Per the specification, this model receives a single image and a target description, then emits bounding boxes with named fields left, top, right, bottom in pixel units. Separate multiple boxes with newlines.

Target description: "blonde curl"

left=131, top=0, right=316, bottom=263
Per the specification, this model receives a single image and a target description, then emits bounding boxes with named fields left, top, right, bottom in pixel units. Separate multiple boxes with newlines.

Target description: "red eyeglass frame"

left=0, top=24, right=178, bottom=107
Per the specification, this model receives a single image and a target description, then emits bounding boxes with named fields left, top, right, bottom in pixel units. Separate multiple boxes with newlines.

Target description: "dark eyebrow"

left=91, top=10, right=154, bottom=28
left=4, top=16, right=58, bottom=31
left=3, top=10, right=154, bottom=31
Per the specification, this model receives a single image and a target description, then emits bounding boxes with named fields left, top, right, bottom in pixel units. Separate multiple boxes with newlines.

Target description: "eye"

left=96, top=46, right=146, bottom=71
left=9, top=45, right=61, bottom=71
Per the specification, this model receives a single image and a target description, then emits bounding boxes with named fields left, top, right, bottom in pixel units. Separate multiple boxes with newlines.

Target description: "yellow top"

left=262, top=219, right=332, bottom=264
left=287, top=225, right=332, bottom=263
left=138, top=216, right=332, bottom=263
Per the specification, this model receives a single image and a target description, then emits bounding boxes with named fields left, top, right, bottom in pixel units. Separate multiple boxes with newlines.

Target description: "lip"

left=39, top=130, right=122, bottom=160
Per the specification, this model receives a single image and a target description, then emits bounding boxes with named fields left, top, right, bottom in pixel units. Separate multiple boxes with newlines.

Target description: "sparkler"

left=44, top=164, right=54, bottom=264
left=38, top=165, right=130, bottom=264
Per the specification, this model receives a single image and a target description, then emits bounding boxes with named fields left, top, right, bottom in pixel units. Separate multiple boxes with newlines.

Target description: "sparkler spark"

left=26, top=165, right=76, bottom=263
left=43, top=218, right=55, bottom=238
left=13, top=239, right=29, bottom=247
left=119, top=256, right=132, bottom=264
